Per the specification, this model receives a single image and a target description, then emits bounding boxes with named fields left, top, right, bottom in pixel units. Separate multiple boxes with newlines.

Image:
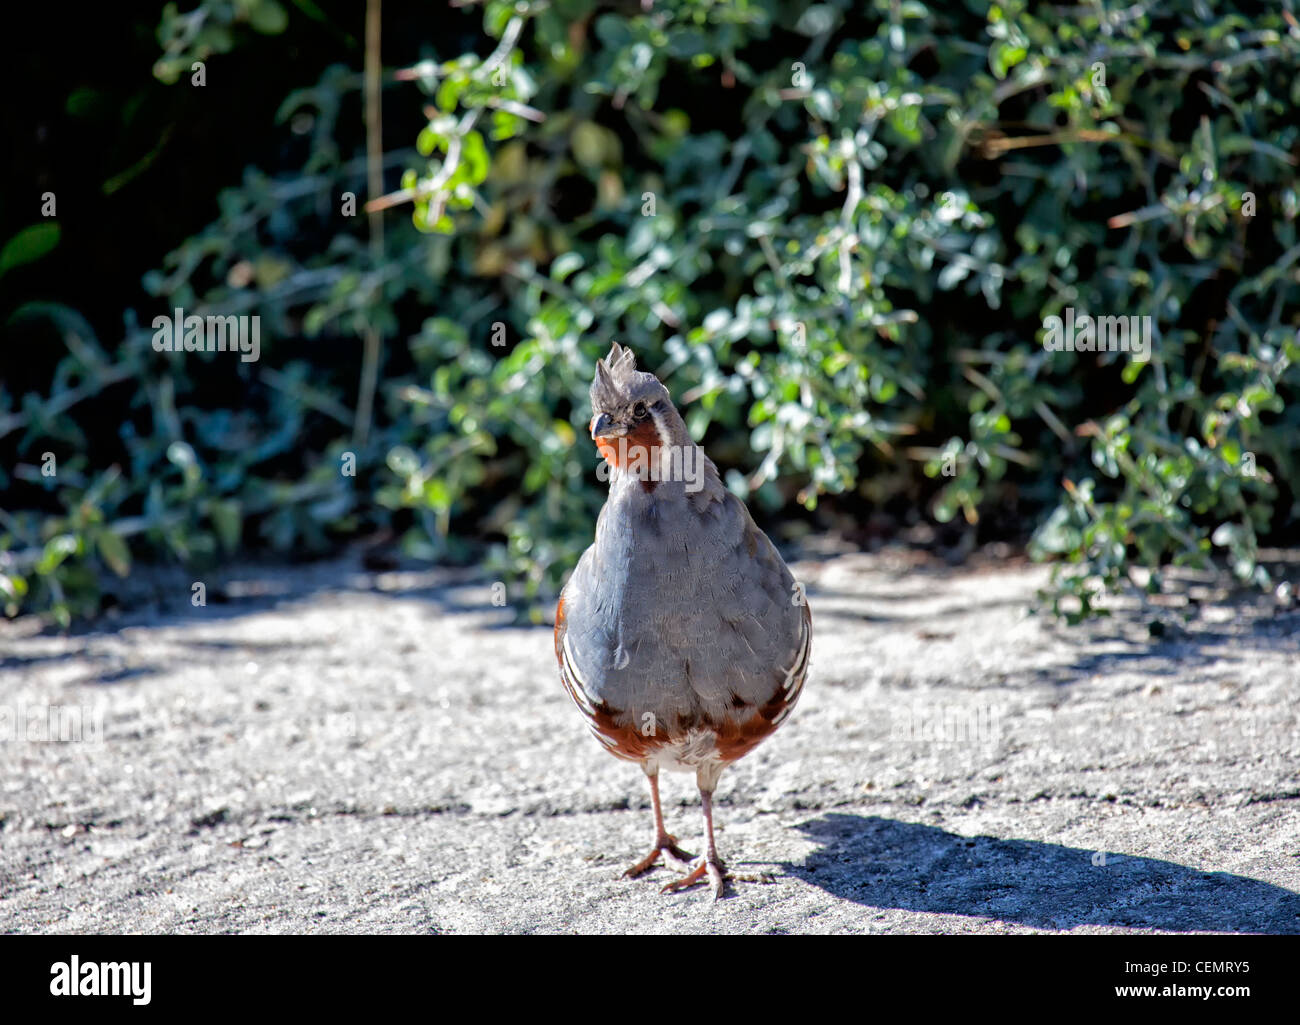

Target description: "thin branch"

left=0, top=362, right=137, bottom=442
left=354, top=0, right=384, bottom=448
left=484, top=96, right=546, bottom=122
left=365, top=109, right=481, bottom=213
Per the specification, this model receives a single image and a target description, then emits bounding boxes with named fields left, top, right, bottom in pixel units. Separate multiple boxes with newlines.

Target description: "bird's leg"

left=623, top=769, right=695, bottom=878
left=660, top=785, right=726, bottom=900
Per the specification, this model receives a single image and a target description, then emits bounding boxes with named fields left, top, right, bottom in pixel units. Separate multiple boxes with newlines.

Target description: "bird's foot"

left=660, top=855, right=726, bottom=900
left=623, top=835, right=696, bottom=879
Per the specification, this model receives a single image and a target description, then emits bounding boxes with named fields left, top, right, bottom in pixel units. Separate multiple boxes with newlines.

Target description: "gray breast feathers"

left=559, top=480, right=808, bottom=737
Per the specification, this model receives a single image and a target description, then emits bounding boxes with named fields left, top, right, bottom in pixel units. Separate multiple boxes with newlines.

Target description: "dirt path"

left=2, top=551, right=1298, bottom=933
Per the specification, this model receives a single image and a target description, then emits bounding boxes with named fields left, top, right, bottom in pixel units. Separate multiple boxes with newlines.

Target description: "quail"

left=554, top=343, right=811, bottom=899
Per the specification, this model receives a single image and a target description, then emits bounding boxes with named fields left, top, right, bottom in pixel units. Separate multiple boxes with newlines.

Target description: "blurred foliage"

left=3, top=0, right=1300, bottom=626
left=154, top=0, right=291, bottom=83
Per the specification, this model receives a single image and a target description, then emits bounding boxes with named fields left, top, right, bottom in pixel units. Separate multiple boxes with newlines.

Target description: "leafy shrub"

left=2, top=0, right=1298, bottom=625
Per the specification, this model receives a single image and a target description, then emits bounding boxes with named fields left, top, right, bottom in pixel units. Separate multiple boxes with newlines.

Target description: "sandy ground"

left=1, top=549, right=1298, bottom=934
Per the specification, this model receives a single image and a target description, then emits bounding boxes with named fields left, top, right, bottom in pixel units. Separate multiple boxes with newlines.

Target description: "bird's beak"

left=590, top=413, right=626, bottom=439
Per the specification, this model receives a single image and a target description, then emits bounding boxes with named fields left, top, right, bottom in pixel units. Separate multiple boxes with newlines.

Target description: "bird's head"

left=588, top=343, right=678, bottom=472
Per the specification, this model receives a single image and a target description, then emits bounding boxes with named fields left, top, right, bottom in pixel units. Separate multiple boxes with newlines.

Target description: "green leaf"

left=460, top=130, right=490, bottom=186
left=249, top=0, right=288, bottom=34
left=36, top=535, right=79, bottom=576
left=96, top=530, right=132, bottom=578
left=210, top=500, right=243, bottom=553
left=0, top=223, right=60, bottom=276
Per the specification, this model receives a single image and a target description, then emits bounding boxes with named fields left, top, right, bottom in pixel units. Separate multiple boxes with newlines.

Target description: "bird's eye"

left=632, top=401, right=649, bottom=420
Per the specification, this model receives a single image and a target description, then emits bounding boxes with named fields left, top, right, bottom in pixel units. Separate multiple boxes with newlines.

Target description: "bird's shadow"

left=783, top=813, right=1300, bottom=933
